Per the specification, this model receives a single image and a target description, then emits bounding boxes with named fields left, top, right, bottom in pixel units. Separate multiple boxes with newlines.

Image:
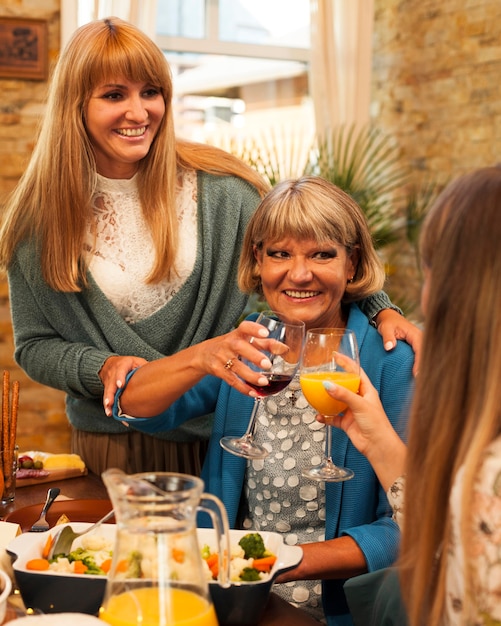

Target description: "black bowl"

left=13, top=568, right=106, bottom=614
left=200, top=528, right=303, bottom=626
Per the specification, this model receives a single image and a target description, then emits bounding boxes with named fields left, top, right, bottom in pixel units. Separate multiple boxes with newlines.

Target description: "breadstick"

left=6, top=380, right=19, bottom=491
left=10, top=380, right=19, bottom=451
left=1, top=371, right=9, bottom=451
left=2, top=371, right=10, bottom=480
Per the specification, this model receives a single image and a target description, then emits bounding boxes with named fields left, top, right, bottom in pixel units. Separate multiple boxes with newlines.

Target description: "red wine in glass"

left=219, top=310, right=305, bottom=460
left=247, top=373, right=294, bottom=397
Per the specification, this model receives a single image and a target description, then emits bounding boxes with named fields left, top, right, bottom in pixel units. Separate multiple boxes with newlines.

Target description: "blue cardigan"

left=115, top=305, right=414, bottom=626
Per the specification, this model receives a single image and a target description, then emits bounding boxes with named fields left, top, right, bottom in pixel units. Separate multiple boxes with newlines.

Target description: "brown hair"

left=400, top=166, right=501, bottom=625
left=0, top=17, right=268, bottom=290
left=238, top=175, right=385, bottom=301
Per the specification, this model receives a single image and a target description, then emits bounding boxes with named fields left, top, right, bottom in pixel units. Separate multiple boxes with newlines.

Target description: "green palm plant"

left=307, top=125, right=409, bottom=248
left=231, top=124, right=409, bottom=250
left=228, top=126, right=313, bottom=187
left=402, top=177, right=441, bottom=280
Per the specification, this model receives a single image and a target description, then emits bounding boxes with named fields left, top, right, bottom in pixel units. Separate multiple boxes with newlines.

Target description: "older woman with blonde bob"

left=113, top=175, right=415, bottom=626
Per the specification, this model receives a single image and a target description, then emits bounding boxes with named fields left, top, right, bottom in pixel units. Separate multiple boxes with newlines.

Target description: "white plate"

left=8, top=616, right=102, bottom=625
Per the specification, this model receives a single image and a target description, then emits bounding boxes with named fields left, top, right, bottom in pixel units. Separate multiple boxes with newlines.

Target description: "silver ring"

left=224, top=359, right=234, bottom=370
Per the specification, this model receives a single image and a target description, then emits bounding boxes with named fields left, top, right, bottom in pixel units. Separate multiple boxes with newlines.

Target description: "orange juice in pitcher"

left=99, top=587, right=218, bottom=626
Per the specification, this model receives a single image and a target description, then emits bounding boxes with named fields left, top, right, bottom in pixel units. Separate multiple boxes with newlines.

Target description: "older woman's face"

left=255, top=237, right=357, bottom=330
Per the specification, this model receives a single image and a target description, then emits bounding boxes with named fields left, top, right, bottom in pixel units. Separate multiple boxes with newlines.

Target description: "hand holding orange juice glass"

left=299, top=328, right=360, bottom=482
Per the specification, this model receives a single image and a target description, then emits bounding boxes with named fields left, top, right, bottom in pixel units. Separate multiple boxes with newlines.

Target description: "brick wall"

left=0, top=1, right=70, bottom=453
left=371, top=0, right=501, bottom=312
left=373, top=0, right=501, bottom=182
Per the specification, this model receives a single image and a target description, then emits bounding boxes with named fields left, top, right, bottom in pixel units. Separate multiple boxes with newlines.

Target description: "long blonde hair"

left=0, top=17, right=268, bottom=291
left=400, top=166, right=501, bottom=625
left=238, top=176, right=385, bottom=301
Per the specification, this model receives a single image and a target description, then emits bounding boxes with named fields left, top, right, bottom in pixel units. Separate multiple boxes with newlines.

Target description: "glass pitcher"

left=99, top=470, right=230, bottom=626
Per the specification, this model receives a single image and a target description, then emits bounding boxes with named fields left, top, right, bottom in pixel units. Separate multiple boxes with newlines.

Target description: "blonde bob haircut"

left=238, top=176, right=385, bottom=302
left=0, top=17, right=268, bottom=291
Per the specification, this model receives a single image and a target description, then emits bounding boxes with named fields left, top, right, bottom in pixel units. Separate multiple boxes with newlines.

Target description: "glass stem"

left=239, top=398, right=261, bottom=442
left=324, top=424, right=333, bottom=464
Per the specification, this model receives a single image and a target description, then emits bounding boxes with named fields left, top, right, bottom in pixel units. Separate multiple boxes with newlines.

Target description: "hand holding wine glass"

left=299, top=328, right=360, bottom=482
left=220, top=310, right=305, bottom=460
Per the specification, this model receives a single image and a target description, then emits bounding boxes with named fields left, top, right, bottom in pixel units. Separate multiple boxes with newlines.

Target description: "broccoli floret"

left=67, top=547, right=88, bottom=562
left=200, top=544, right=211, bottom=560
left=239, top=567, right=261, bottom=581
left=126, top=550, right=143, bottom=579
left=67, top=548, right=106, bottom=575
left=238, top=533, right=266, bottom=559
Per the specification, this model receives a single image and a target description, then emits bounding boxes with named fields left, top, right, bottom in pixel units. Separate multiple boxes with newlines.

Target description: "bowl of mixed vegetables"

left=7, top=523, right=111, bottom=615
left=199, top=528, right=303, bottom=625
left=7, top=524, right=302, bottom=623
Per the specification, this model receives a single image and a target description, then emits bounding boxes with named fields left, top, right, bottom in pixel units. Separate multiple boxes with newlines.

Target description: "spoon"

left=47, top=509, right=115, bottom=560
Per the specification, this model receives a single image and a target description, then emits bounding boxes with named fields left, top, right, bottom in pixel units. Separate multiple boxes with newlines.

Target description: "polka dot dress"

left=241, top=374, right=327, bottom=622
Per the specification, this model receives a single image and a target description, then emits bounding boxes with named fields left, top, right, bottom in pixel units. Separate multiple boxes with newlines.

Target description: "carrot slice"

left=73, top=560, right=88, bottom=574
left=41, top=534, right=55, bottom=560
left=172, top=548, right=185, bottom=563
left=116, top=559, right=128, bottom=573
left=26, top=558, right=50, bottom=571
left=205, top=553, right=219, bottom=578
left=100, top=558, right=112, bottom=573
left=205, top=553, right=218, bottom=568
left=252, top=555, right=277, bottom=572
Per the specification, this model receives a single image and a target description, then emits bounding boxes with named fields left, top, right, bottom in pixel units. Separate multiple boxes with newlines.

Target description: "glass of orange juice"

left=299, top=328, right=360, bottom=482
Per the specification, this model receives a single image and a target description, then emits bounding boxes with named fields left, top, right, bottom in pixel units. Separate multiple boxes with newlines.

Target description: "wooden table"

left=1, top=473, right=109, bottom=518
left=0, top=474, right=322, bottom=626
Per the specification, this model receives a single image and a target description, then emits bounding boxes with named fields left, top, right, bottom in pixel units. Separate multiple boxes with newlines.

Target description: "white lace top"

left=84, top=170, right=198, bottom=324
left=388, top=435, right=501, bottom=625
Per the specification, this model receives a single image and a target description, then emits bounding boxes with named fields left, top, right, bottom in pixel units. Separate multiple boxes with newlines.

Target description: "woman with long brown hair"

left=326, top=166, right=501, bottom=625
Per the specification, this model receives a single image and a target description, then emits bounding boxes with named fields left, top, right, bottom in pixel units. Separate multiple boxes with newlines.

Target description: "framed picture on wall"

left=0, top=17, right=48, bottom=80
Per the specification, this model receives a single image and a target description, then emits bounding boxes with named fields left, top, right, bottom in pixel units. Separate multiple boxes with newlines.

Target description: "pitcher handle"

left=198, top=493, right=231, bottom=588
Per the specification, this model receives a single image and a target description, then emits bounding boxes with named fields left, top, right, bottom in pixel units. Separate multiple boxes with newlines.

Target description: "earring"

left=347, top=276, right=354, bottom=284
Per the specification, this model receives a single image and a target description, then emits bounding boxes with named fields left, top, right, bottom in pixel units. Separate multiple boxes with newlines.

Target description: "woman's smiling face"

left=85, top=78, right=165, bottom=179
left=255, top=237, right=357, bottom=330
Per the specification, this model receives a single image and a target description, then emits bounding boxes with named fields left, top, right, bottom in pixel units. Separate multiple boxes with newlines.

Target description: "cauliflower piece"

left=80, top=534, right=112, bottom=552
left=229, top=557, right=253, bottom=582
left=49, top=557, right=72, bottom=573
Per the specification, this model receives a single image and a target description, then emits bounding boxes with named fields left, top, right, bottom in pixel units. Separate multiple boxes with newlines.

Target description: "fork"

left=29, top=487, right=60, bottom=532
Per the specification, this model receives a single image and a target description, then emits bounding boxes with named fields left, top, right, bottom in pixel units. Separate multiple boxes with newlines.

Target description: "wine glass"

left=220, top=310, right=305, bottom=460
left=299, top=328, right=360, bottom=482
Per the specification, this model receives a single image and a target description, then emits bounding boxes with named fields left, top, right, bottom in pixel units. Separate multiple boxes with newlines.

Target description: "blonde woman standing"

left=0, top=17, right=268, bottom=476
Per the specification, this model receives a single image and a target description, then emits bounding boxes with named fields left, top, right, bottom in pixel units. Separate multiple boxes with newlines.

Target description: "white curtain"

left=309, top=0, right=374, bottom=137
left=61, top=0, right=158, bottom=48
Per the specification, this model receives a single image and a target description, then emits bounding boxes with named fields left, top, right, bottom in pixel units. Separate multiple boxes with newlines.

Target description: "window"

left=156, top=0, right=313, bottom=149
